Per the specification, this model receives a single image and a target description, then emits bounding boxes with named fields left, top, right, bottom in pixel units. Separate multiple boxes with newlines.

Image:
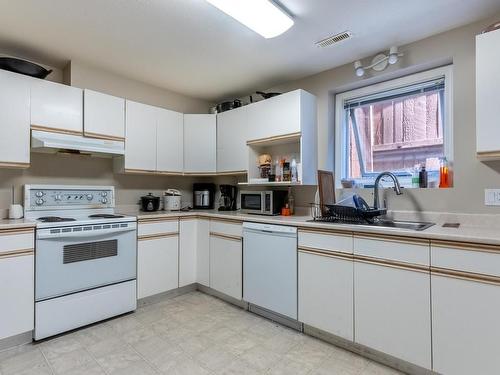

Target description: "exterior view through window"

left=336, top=66, right=452, bottom=188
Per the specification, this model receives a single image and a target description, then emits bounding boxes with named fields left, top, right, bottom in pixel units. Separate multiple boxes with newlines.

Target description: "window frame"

left=334, top=65, right=454, bottom=188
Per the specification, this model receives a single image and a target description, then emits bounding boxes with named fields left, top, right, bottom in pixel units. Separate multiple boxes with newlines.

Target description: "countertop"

left=0, top=218, right=36, bottom=230
left=116, top=207, right=500, bottom=246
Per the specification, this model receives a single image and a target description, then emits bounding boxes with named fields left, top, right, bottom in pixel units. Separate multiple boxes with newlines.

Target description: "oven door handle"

left=36, top=226, right=137, bottom=240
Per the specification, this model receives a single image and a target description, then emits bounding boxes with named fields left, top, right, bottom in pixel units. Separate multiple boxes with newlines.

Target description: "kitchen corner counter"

left=116, top=207, right=500, bottom=246
left=0, top=218, right=36, bottom=231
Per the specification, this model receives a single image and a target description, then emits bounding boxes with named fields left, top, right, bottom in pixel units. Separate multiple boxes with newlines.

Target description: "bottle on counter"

left=419, top=164, right=428, bottom=188
left=439, top=157, right=450, bottom=188
left=287, top=187, right=295, bottom=215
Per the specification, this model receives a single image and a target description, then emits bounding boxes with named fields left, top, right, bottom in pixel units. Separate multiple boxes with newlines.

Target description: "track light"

left=354, top=60, right=365, bottom=77
left=353, top=46, right=403, bottom=77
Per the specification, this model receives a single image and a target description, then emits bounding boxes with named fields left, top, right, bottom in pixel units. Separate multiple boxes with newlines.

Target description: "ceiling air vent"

left=315, top=31, right=352, bottom=48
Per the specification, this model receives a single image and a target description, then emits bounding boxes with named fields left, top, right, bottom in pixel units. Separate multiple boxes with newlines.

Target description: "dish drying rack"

left=310, top=203, right=387, bottom=224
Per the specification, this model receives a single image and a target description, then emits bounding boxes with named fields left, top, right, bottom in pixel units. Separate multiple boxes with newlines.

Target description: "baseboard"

left=137, top=283, right=197, bottom=307
left=248, top=304, right=303, bottom=332
left=303, top=324, right=435, bottom=375
left=0, top=331, right=33, bottom=352
left=196, top=284, right=249, bottom=309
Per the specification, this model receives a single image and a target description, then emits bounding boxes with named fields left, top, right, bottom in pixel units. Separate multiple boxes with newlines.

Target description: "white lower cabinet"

left=354, top=261, right=431, bottom=369
left=0, top=254, right=34, bottom=340
left=137, top=235, right=179, bottom=299
left=196, top=219, right=210, bottom=287
left=432, top=275, right=500, bottom=375
left=298, top=251, right=353, bottom=340
left=209, top=234, right=242, bottom=300
left=179, top=219, right=197, bottom=287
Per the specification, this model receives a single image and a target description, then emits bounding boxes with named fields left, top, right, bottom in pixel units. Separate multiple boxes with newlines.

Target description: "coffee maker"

left=193, top=183, right=215, bottom=209
left=218, top=185, right=237, bottom=211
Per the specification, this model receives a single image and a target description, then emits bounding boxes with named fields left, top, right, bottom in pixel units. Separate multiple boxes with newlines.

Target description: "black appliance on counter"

left=218, top=185, right=237, bottom=211
left=193, top=183, right=215, bottom=209
left=140, top=193, right=160, bottom=212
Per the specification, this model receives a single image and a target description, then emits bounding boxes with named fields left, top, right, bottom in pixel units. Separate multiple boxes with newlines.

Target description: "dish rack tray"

left=310, top=203, right=387, bottom=224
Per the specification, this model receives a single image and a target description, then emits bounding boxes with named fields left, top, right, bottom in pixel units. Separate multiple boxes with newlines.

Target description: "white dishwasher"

left=243, top=222, right=298, bottom=320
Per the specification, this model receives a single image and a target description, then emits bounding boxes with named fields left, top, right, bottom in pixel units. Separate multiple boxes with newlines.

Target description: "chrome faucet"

left=373, top=172, right=403, bottom=209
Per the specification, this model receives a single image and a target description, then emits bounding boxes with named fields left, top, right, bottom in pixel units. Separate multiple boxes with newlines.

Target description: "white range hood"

left=31, top=130, right=125, bottom=157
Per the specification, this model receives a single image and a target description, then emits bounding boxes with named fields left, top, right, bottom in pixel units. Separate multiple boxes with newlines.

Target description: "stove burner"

left=38, top=216, right=77, bottom=223
left=88, top=214, right=125, bottom=219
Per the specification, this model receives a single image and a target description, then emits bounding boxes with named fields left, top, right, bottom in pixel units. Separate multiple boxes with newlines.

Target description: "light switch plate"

left=484, top=189, right=500, bottom=206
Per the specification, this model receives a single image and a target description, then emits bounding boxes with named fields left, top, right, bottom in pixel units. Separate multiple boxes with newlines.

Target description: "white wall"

left=269, top=13, right=500, bottom=214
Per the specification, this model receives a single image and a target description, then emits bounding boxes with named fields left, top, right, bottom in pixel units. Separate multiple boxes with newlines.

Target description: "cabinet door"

left=137, top=236, right=179, bottom=299
left=432, top=275, right=500, bottom=375
left=197, top=219, right=210, bottom=286
left=156, top=108, right=183, bottom=173
left=184, top=114, right=216, bottom=173
left=84, top=89, right=125, bottom=140
left=216, top=106, right=248, bottom=173
left=0, top=255, right=34, bottom=340
left=179, top=219, right=197, bottom=287
left=354, top=261, right=431, bottom=369
left=246, top=90, right=301, bottom=141
left=0, top=70, right=30, bottom=167
left=476, top=29, right=500, bottom=154
left=210, top=235, right=242, bottom=300
left=298, top=251, right=353, bottom=340
left=30, top=79, right=83, bottom=134
left=124, top=100, right=157, bottom=172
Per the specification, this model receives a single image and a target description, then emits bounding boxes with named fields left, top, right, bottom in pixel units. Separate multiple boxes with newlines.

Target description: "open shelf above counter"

left=237, top=181, right=303, bottom=187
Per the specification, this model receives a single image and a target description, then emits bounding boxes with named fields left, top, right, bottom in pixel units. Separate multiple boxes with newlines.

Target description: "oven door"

left=240, top=192, right=264, bottom=213
left=35, top=223, right=137, bottom=301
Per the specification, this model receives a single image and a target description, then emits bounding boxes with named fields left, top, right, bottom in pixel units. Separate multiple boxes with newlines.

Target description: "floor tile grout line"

left=80, top=342, right=111, bottom=375
left=38, top=347, right=56, bottom=375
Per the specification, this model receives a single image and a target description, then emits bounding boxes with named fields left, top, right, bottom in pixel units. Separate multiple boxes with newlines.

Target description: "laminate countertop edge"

left=117, top=209, right=500, bottom=247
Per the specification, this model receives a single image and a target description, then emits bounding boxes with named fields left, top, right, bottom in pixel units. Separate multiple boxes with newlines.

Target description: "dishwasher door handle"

left=243, top=227, right=297, bottom=238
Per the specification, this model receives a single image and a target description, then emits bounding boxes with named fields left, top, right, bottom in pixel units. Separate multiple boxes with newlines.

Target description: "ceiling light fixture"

left=353, top=46, right=403, bottom=77
left=206, top=0, right=294, bottom=39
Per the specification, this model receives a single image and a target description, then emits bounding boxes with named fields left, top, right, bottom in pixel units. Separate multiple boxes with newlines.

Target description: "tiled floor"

left=0, top=291, right=402, bottom=375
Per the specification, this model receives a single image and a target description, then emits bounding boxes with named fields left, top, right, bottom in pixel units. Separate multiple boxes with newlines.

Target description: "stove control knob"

left=101, top=192, right=108, bottom=197
left=101, top=198, right=108, bottom=204
left=79, top=195, right=83, bottom=200
left=35, top=198, right=44, bottom=205
left=86, top=194, right=93, bottom=201
left=35, top=191, right=44, bottom=198
left=55, top=194, right=62, bottom=201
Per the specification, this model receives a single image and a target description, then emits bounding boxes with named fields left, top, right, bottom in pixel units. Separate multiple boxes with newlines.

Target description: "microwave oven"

left=240, top=190, right=288, bottom=215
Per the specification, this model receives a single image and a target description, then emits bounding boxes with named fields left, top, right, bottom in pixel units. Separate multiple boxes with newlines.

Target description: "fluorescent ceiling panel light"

left=207, top=0, right=294, bottom=39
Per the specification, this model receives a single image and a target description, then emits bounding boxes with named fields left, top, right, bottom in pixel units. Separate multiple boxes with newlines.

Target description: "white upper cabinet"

left=30, top=78, right=83, bottom=134
left=84, top=89, right=125, bottom=140
left=156, top=107, right=184, bottom=174
left=124, top=100, right=157, bottom=172
left=246, top=89, right=316, bottom=141
left=476, top=29, right=500, bottom=158
left=0, top=70, right=30, bottom=168
left=217, top=106, right=249, bottom=173
left=184, top=114, right=216, bottom=174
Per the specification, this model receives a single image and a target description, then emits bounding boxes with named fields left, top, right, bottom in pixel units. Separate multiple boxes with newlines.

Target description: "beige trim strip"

left=355, top=232, right=429, bottom=246
left=124, top=168, right=158, bottom=175
left=182, top=172, right=218, bottom=176
left=298, top=246, right=353, bottom=261
left=216, top=170, right=247, bottom=176
left=246, top=132, right=301, bottom=146
left=432, top=240, right=500, bottom=254
left=354, top=254, right=429, bottom=273
left=209, top=232, right=242, bottom=242
left=209, top=217, right=243, bottom=225
left=138, top=232, right=179, bottom=241
left=84, top=131, right=125, bottom=142
left=156, top=171, right=184, bottom=176
left=31, top=124, right=83, bottom=136
left=138, top=217, right=179, bottom=223
left=298, top=227, right=353, bottom=238
left=0, top=248, right=34, bottom=259
left=0, top=161, right=30, bottom=169
left=477, top=151, right=500, bottom=159
left=431, top=267, right=500, bottom=286
left=0, top=228, right=34, bottom=236
left=179, top=215, right=203, bottom=221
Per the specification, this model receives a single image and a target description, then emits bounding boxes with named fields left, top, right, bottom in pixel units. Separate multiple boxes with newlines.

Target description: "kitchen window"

left=335, top=66, right=453, bottom=188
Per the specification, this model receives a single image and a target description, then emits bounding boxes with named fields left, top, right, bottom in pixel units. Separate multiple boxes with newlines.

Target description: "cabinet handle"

left=138, top=232, right=178, bottom=241
left=209, top=232, right=242, bottom=242
left=0, top=248, right=34, bottom=259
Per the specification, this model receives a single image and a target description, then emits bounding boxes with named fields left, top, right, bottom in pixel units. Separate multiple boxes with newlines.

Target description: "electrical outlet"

left=484, top=189, right=500, bottom=206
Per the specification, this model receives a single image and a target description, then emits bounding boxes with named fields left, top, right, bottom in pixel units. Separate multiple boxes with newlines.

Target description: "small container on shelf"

left=439, top=157, right=450, bottom=188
